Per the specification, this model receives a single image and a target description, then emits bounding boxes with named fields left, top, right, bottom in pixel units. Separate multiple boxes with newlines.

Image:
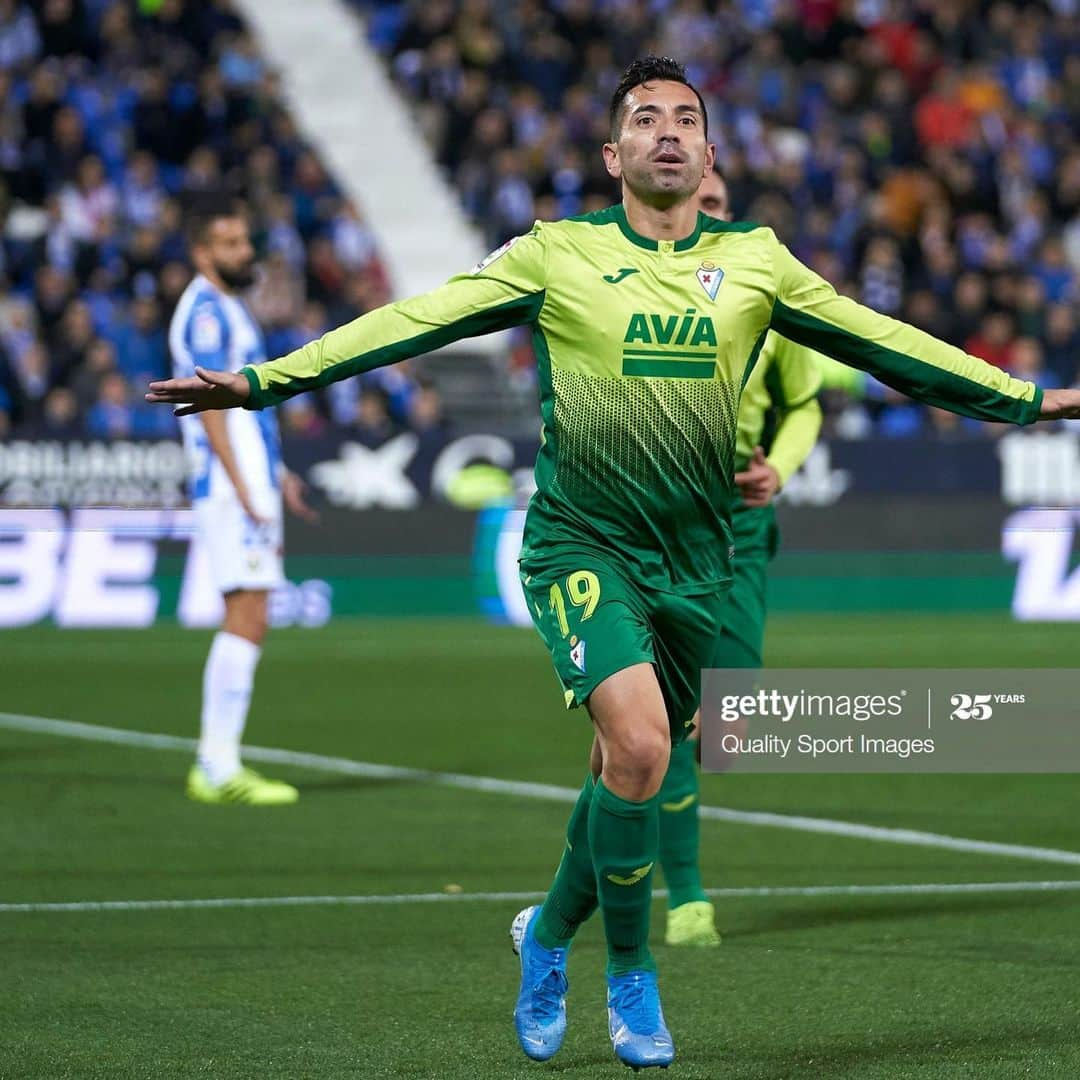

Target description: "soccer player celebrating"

left=169, top=194, right=314, bottom=806
left=149, top=58, right=1080, bottom=1070
left=657, top=167, right=826, bottom=949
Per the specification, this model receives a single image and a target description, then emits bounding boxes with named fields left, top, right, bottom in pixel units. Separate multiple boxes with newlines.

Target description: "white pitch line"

left=3, top=880, right=1080, bottom=915
left=3, top=711, right=1080, bottom=867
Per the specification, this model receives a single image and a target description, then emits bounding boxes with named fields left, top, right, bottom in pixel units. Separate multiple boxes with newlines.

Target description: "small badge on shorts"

left=570, top=639, right=587, bottom=673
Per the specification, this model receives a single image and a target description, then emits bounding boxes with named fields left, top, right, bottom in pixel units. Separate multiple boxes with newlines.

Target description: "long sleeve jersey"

left=241, top=204, right=1041, bottom=594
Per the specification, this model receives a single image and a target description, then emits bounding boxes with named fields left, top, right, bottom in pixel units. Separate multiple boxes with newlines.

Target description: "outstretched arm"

left=768, top=239, right=1080, bottom=423
left=148, top=229, right=548, bottom=415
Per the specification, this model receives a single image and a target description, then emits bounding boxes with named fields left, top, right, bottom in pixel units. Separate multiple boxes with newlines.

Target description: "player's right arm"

left=148, top=227, right=549, bottom=415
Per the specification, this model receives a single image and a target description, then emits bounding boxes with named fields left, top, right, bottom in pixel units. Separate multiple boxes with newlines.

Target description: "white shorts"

left=194, top=490, right=284, bottom=594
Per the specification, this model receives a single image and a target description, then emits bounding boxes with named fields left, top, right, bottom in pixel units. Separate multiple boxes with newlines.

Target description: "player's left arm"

left=735, top=338, right=823, bottom=507
left=768, top=238, right=1080, bottom=422
left=762, top=336, right=823, bottom=487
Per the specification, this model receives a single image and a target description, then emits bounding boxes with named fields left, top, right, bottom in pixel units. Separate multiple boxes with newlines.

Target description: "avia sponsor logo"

left=998, top=431, right=1080, bottom=505
left=621, top=309, right=717, bottom=378
left=622, top=309, right=717, bottom=348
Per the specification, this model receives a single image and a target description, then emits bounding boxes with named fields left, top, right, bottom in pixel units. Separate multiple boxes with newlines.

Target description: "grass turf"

left=2, top=614, right=1080, bottom=1077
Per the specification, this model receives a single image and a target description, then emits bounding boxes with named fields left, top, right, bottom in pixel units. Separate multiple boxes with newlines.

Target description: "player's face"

left=604, top=81, right=714, bottom=207
left=197, top=216, right=257, bottom=290
left=697, top=172, right=731, bottom=221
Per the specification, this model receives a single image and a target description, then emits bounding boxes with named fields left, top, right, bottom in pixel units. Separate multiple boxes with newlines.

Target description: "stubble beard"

left=625, top=162, right=700, bottom=209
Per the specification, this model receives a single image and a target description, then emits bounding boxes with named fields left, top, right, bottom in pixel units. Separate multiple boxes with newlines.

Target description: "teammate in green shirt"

left=657, top=167, right=827, bottom=949
left=147, top=56, right=1080, bottom=1072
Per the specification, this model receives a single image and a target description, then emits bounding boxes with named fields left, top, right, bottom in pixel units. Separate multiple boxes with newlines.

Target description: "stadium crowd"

left=0, top=0, right=445, bottom=443
left=1, top=0, right=1077, bottom=443
left=356, top=0, right=1079, bottom=438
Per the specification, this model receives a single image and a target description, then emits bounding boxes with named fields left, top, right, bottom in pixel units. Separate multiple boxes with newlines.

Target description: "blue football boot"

left=510, top=905, right=568, bottom=1061
left=607, top=969, right=675, bottom=1070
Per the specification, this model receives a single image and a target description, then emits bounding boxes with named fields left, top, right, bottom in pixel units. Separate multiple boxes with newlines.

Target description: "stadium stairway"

left=233, top=0, right=522, bottom=429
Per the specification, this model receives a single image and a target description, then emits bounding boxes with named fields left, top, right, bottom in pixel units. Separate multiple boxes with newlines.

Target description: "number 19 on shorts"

left=548, top=570, right=600, bottom=637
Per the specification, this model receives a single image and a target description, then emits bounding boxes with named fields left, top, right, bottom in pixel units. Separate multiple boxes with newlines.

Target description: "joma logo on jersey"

left=623, top=309, right=717, bottom=348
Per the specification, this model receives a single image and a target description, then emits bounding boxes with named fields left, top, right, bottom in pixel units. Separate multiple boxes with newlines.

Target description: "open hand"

left=146, top=366, right=250, bottom=416
left=734, top=446, right=781, bottom=508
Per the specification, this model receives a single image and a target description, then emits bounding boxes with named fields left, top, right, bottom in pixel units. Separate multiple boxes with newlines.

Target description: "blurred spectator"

left=965, top=311, right=1017, bottom=370
left=1042, top=305, right=1080, bottom=386
left=70, top=337, right=118, bottom=409
left=9, top=340, right=51, bottom=426
left=408, top=380, right=446, bottom=435
left=23, top=384, right=82, bottom=438
left=112, top=296, right=167, bottom=383
left=1007, top=337, right=1051, bottom=389
left=0, top=2, right=40, bottom=72
left=281, top=393, right=329, bottom=439
left=349, top=385, right=397, bottom=444
left=86, top=370, right=134, bottom=438
left=52, top=298, right=95, bottom=384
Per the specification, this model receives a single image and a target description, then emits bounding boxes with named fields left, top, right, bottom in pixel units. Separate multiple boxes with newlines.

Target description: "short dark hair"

left=183, top=191, right=245, bottom=247
left=609, top=56, right=708, bottom=141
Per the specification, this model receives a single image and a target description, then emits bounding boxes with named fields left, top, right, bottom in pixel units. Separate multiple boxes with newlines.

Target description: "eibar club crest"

left=570, top=639, right=586, bottom=673
left=695, top=261, right=724, bottom=301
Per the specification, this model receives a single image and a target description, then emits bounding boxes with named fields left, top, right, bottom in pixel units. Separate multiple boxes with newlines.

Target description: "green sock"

left=535, top=774, right=598, bottom=949
left=589, top=778, right=658, bottom=976
left=657, top=738, right=707, bottom=909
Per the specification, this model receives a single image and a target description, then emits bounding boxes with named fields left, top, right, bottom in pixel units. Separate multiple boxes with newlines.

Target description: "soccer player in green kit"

left=657, top=166, right=827, bottom=949
left=148, top=57, right=1080, bottom=1071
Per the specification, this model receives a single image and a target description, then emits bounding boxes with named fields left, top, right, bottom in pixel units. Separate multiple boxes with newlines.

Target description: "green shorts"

left=519, top=546, right=729, bottom=743
left=712, top=502, right=779, bottom=669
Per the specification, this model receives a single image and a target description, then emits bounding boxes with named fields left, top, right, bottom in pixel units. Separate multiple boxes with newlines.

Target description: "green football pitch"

left=3, top=614, right=1080, bottom=1078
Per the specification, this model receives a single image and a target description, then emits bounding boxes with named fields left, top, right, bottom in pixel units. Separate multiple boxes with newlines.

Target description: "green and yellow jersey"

left=241, top=204, right=1041, bottom=595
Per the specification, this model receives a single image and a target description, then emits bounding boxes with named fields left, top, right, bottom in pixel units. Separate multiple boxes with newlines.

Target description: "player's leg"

left=196, top=587, right=267, bottom=783
left=188, top=494, right=296, bottom=805
left=532, top=735, right=602, bottom=949
left=509, top=736, right=604, bottom=1063
left=656, top=728, right=715, bottom=943
left=656, top=622, right=760, bottom=950
left=651, top=585, right=738, bottom=946
left=521, top=558, right=654, bottom=952
left=512, top=556, right=658, bottom=1063
left=588, top=662, right=676, bottom=1069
